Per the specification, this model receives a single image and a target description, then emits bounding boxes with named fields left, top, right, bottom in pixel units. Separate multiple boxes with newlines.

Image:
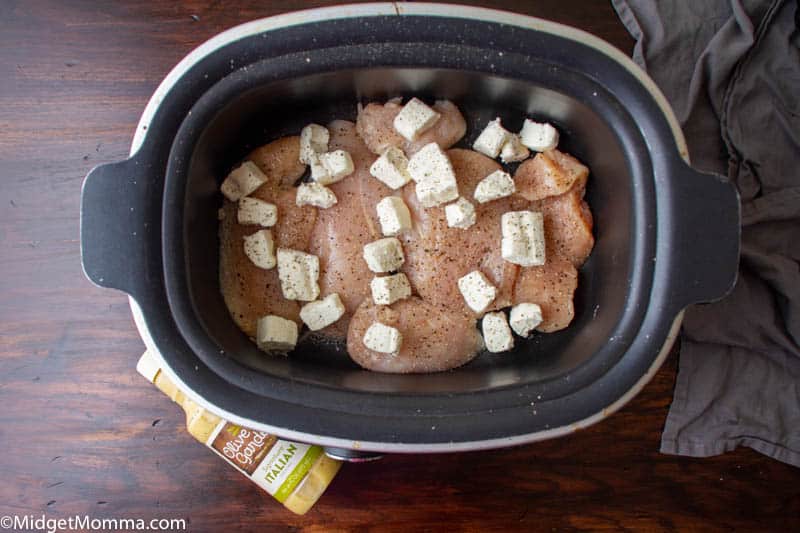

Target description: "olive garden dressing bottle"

left=136, top=351, right=341, bottom=515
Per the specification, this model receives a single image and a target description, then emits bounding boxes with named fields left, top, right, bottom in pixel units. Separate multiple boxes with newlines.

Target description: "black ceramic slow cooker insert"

left=80, top=4, right=740, bottom=454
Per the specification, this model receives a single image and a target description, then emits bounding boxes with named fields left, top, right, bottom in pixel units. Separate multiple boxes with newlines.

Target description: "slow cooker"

left=80, top=3, right=740, bottom=458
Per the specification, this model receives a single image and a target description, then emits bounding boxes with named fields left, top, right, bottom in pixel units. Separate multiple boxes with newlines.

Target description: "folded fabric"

left=612, top=0, right=800, bottom=466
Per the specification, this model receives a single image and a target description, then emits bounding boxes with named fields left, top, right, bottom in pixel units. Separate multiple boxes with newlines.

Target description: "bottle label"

left=206, top=421, right=322, bottom=501
left=208, top=421, right=276, bottom=475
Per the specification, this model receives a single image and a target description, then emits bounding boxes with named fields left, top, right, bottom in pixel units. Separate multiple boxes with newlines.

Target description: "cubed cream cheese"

left=393, top=97, right=441, bottom=141
left=311, top=150, right=355, bottom=185
left=363, top=322, right=403, bottom=354
left=519, top=119, right=560, bottom=152
left=299, top=293, right=346, bottom=331
left=444, top=197, right=477, bottom=229
left=370, top=273, right=412, bottom=305
left=256, top=315, right=298, bottom=352
left=407, top=142, right=453, bottom=183
left=237, top=197, right=278, bottom=227
left=500, top=134, right=531, bottom=163
left=376, top=196, right=412, bottom=236
left=299, top=123, right=330, bottom=164
left=362, top=237, right=405, bottom=273
left=369, top=147, right=413, bottom=190
left=473, top=118, right=511, bottom=159
left=407, top=142, right=459, bottom=207
left=296, top=182, right=337, bottom=208
left=276, top=248, right=320, bottom=301
left=415, top=176, right=459, bottom=208
left=474, top=170, right=515, bottom=204
left=501, top=238, right=532, bottom=266
left=242, top=229, right=276, bottom=270
left=220, top=161, right=268, bottom=201
left=457, top=270, right=497, bottom=314
left=509, top=303, right=543, bottom=337
left=482, top=311, right=514, bottom=353
left=501, top=211, right=546, bottom=267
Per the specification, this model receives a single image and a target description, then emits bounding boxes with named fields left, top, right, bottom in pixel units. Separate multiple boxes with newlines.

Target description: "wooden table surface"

left=1, top=1, right=798, bottom=531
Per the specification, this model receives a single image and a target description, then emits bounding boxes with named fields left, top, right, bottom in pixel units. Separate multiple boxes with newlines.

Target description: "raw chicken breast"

left=539, top=188, right=594, bottom=267
left=308, top=120, right=378, bottom=337
left=513, top=255, right=578, bottom=333
left=219, top=202, right=300, bottom=337
left=401, top=149, right=524, bottom=315
left=347, top=296, right=484, bottom=373
left=220, top=99, right=598, bottom=372
left=515, top=149, right=589, bottom=201
left=356, top=99, right=467, bottom=156
left=219, top=136, right=315, bottom=336
left=248, top=135, right=308, bottom=189
left=248, top=137, right=317, bottom=250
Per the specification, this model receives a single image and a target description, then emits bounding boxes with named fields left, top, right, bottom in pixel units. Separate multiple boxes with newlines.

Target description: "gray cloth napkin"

left=612, top=0, right=800, bottom=466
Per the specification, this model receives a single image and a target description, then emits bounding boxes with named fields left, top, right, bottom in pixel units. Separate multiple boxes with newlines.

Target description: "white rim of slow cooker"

left=128, top=2, right=687, bottom=453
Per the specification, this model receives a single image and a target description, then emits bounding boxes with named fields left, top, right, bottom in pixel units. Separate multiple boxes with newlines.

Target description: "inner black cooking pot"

left=80, top=4, right=740, bottom=454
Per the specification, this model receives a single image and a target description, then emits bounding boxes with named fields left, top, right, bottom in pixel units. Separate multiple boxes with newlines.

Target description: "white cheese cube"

left=362, top=237, right=405, bottom=273
left=311, top=150, right=355, bottom=185
left=509, top=303, right=543, bottom=337
left=473, top=118, right=511, bottom=159
left=256, top=315, right=298, bottom=352
left=296, top=182, right=337, bottom=208
left=370, top=273, right=411, bottom=305
left=501, top=211, right=546, bottom=267
left=369, top=147, right=412, bottom=190
left=276, top=248, right=320, bottom=301
left=299, top=293, right=346, bottom=331
left=415, top=177, right=459, bottom=208
left=376, top=196, right=412, bottom=236
left=407, top=143, right=459, bottom=207
left=243, top=230, right=276, bottom=270
left=482, top=311, right=514, bottom=353
left=363, top=322, right=403, bottom=354
left=474, top=170, right=515, bottom=204
left=393, top=97, right=441, bottom=141
left=299, top=123, right=329, bottom=164
left=406, top=142, right=454, bottom=184
left=500, top=134, right=531, bottom=163
left=457, top=270, right=497, bottom=314
left=220, top=161, right=268, bottom=201
left=238, top=197, right=277, bottom=227
left=445, top=197, right=477, bottom=229
left=519, top=119, right=560, bottom=152
left=500, top=238, right=532, bottom=266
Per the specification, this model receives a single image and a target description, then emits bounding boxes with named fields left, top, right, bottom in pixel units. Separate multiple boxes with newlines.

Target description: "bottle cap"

left=136, top=351, right=161, bottom=383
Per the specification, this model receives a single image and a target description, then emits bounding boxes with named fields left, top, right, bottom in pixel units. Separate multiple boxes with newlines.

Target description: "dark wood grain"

left=0, top=1, right=797, bottom=531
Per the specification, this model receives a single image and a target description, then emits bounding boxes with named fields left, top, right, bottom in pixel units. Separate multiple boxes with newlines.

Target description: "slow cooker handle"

left=667, top=160, right=741, bottom=309
left=80, top=156, right=158, bottom=299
